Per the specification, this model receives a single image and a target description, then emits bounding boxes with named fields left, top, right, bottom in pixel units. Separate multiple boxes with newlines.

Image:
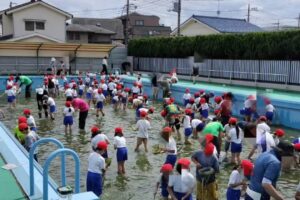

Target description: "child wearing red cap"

left=3, top=84, right=16, bottom=109
left=183, top=88, right=191, bottom=106
left=183, top=109, right=193, bottom=145
left=23, top=109, right=37, bottom=131
left=154, top=163, right=173, bottom=200
left=95, top=89, right=106, bottom=117
left=84, top=74, right=91, bottom=87
left=63, top=101, right=75, bottom=134
left=265, top=99, right=275, bottom=124
left=64, top=85, right=73, bottom=101
left=86, top=141, right=107, bottom=197
left=227, top=118, right=244, bottom=164
left=131, top=82, right=139, bottom=98
left=226, top=165, right=246, bottom=200
left=113, top=127, right=127, bottom=175
left=14, top=116, right=27, bottom=145
left=20, top=122, right=40, bottom=161
left=161, top=127, right=177, bottom=167
left=273, top=129, right=285, bottom=145
left=134, top=111, right=151, bottom=152
left=167, top=158, right=195, bottom=200
left=108, top=79, right=116, bottom=99
left=42, top=95, right=56, bottom=120
left=100, top=80, right=108, bottom=99
left=7, top=75, right=14, bottom=87
left=200, top=98, right=209, bottom=120
left=121, top=88, right=130, bottom=110
left=91, top=126, right=110, bottom=160
left=85, top=85, right=93, bottom=106
left=78, top=81, right=85, bottom=98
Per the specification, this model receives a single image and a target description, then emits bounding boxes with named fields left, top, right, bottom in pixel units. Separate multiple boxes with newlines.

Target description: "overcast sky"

left=1, top=0, right=300, bottom=29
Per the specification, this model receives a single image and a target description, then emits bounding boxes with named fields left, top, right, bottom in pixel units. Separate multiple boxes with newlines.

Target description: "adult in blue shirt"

left=245, top=141, right=294, bottom=200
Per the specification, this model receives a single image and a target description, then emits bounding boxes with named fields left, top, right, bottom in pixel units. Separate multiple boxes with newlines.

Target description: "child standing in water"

left=183, top=109, right=193, bottom=145
left=161, top=126, right=177, bottom=167
left=154, top=164, right=173, bottom=200
left=226, top=165, right=246, bottom=200
left=134, top=111, right=151, bottom=152
left=86, top=141, right=107, bottom=198
left=78, top=80, right=85, bottom=98
left=95, top=89, right=106, bottom=117
left=23, top=109, right=37, bottom=131
left=113, top=127, right=127, bottom=175
left=3, top=85, right=16, bottom=109
left=227, top=117, right=244, bottom=165
left=63, top=101, right=74, bottom=134
left=183, top=88, right=191, bottom=106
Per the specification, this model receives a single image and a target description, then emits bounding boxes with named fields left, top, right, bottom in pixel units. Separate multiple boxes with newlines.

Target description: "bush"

left=128, top=30, right=300, bottom=60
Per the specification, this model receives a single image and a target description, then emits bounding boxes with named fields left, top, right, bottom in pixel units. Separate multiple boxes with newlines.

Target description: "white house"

left=171, top=15, right=262, bottom=36
left=0, top=0, right=72, bottom=43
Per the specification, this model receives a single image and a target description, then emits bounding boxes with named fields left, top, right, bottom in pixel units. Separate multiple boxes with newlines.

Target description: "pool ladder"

left=29, top=138, right=80, bottom=200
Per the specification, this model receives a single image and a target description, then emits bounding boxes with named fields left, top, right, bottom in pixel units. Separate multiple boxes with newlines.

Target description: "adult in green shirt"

left=202, top=120, right=225, bottom=157
left=16, top=75, right=33, bottom=98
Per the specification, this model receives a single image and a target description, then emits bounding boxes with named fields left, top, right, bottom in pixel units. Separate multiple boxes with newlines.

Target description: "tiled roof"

left=193, top=15, right=262, bottom=33
left=66, top=24, right=115, bottom=35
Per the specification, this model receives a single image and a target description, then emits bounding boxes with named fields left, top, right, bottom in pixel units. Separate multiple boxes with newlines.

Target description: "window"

left=25, top=21, right=45, bottom=31
left=135, top=20, right=144, bottom=26
left=36, top=22, right=45, bottom=30
left=74, top=33, right=80, bottom=40
left=68, top=32, right=80, bottom=41
left=25, top=21, right=34, bottom=31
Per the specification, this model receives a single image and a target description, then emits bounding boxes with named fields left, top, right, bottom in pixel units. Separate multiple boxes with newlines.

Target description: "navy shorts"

left=266, top=111, right=273, bottom=121
left=64, top=116, right=73, bottom=125
left=50, top=105, right=56, bottom=113
left=226, top=188, right=241, bottom=200
left=78, top=89, right=83, bottom=96
left=231, top=142, right=242, bottom=153
left=122, top=97, right=127, bottom=104
left=184, top=127, right=192, bottom=137
left=86, top=171, right=102, bottom=197
left=165, top=154, right=177, bottom=167
left=103, top=90, right=108, bottom=97
left=244, top=107, right=252, bottom=116
left=117, top=147, right=128, bottom=162
left=184, top=99, right=189, bottom=106
left=86, top=93, right=92, bottom=100
left=112, top=99, right=117, bottom=104
left=201, top=109, right=209, bottom=118
left=7, top=96, right=15, bottom=103
left=97, top=101, right=103, bottom=109
left=161, top=181, right=169, bottom=197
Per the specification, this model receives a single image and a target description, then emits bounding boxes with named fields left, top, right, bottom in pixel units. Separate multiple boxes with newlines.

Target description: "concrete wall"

left=13, top=4, right=67, bottom=42
left=180, top=19, right=219, bottom=36
left=2, top=14, right=13, bottom=36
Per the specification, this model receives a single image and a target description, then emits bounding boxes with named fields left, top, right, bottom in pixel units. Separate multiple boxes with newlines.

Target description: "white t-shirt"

left=7, top=80, right=14, bottom=87
left=186, top=103, right=192, bottom=109
left=139, top=108, right=148, bottom=113
left=87, top=152, right=105, bottom=174
left=133, top=98, right=143, bottom=106
left=72, top=89, right=77, bottom=97
left=195, top=97, right=201, bottom=105
left=112, top=96, right=119, bottom=102
left=113, top=136, right=126, bottom=148
left=168, top=170, right=196, bottom=193
left=65, top=88, right=73, bottom=97
left=183, top=115, right=192, bottom=129
left=108, top=82, right=116, bottom=90
left=132, top=86, right=139, bottom=93
left=191, top=119, right=202, bottom=129
left=85, top=77, right=91, bottom=83
left=136, top=119, right=151, bottom=138
left=229, top=127, right=244, bottom=144
left=102, top=59, right=108, bottom=66
left=166, top=137, right=177, bottom=155
left=96, top=93, right=106, bottom=102
left=183, top=93, right=191, bottom=100
left=93, top=89, right=98, bottom=97
left=256, top=123, right=271, bottom=144
left=266, top=104, right=275, bottom=112
left=257, top=131, right=275, bottom=153
left=201, top=103, right=209, bottom=110
left=228, top=170, right=243, bottom=190
left=36, top=88, right=44, bottom=95
left=244, top=99, right=253, bottom=108
left=91, top=134, right=109, bottom=150
left=47, top=97, right=55, bottom=106
left=63, top=107, right=74, bottom=117
left=87, top=87, right=93, bottom=94
left=101, top=75, right=106, bottom=80
left=27, top=116, right=36, bottom=127
left=5, top=89, right=16, bottom=96
left=79, top=84, right=85, bottom=90
left=102, top=84, right=108, bottom=91
left=122, top=91, right=128, bottom=98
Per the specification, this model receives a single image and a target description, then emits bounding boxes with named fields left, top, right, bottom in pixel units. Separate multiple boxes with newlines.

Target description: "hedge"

left=128, top=30, right=300, bottom=60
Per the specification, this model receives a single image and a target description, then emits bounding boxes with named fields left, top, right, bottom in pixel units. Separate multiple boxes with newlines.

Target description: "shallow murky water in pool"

left=0, top=95, right=299, bottom=200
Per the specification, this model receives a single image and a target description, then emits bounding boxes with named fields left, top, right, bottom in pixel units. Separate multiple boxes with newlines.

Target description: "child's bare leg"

left=143, top=139, right=148, bottom=152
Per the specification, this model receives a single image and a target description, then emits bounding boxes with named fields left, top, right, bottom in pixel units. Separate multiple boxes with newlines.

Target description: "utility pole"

left=177, top=0, right=181, bottom=36
left=298, top=13, right=300, bottom=28
left=125, top=0, right=130, bottom=45
left=247, top=3, right=250, bottom=22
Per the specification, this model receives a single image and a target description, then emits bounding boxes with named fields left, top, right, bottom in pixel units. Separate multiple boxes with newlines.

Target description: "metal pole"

left=177, top=0, right=181, bottom=36
left=247, top=3, right=250, bottom=22
left=125, top=0, right=130, bottom=45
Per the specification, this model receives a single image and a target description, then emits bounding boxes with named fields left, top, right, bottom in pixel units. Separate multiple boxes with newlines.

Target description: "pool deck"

left=0, top=155, right=27, bottom=200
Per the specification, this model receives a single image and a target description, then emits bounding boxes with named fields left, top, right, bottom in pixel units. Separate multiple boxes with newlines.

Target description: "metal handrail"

left=200, top=69, right=288, bottom=77
left=43, top=148, right=80, bottom=200
left=29, top=138, right=66, bottom=196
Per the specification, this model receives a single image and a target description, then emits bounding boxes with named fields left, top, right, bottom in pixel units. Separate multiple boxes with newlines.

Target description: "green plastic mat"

left=0, top=155, right=27, bottom=200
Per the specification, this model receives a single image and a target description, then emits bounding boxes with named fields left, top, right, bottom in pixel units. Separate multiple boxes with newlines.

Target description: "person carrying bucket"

left=15, top=75, right=32, bottom=98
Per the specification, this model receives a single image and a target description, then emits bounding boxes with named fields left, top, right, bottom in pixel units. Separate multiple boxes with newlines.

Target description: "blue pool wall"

left=0, top=75, right=300, bottom=130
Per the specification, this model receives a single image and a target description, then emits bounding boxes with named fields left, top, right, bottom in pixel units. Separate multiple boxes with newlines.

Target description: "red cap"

left=143, top=94, right=148, bottom=99
left=160, top=164, right=173, bottom=172
left=23, top=109, right=31, bottom=115
left=205, top=134, right=214, bottom=143
left=194, top=92, right=200, bottom=97
left=148, top=107, right=154, bottom=113
left=200, top=98, right=206, bottom=104
left=18, top=116, right=27, bottom=124
left=18, top=123, right=28, bottom=131
left=294, top=143, right=300, bottom=151
left=65, top=101, right=71, bottom=107
left=214, top=109, right=220, bottom=115
left=185, top=88, right=190, bottom=93
left=259, top=116, right=267, bottom=122
left=71, top=80, right=75, bottom=82
left=94, top=80, right=98, bottom=85
left=138, top=84, right=142, bottom=88
left=91, top=126, right=100, bottom=134
left=189, top=98, right=195, bottom=104
left=162, top=126, right=172, bottom=133
left=185, top=108, right=192, bottom=115
left=178, top=158, right=191, bottom=169
left=204, top=143, right=214, bottom=156
left=274, top=129, right=285, bottom=137
left=199, top=90, right=205, bottom=94
left=101, top=79, right=105, bottom=83
left=214, top=96, right=222, bottom=103
left=229, top=117, right=238, bottom=125
left=9, top=76, right=14, bottom=80
left=116, top=84, right=122, bottom=90
left=97, top=141, right=108, bottom=150
left=140, top=111, right=147, bottom=118
left=79, top=80, right=83, bottom=84
left=170, top=97, right=175, bottom=103
left=98, top=88, right=103, bottom=94
left=115, top=127, right=123, bottom=134
left=6, top=85, right=12, bottom=90
left=241, top=159, right=254, bottom=176
left=247, top=95, right=256, bottom=100
left=124, top=87, right=130, bottom=92
left=161, top=110, right=167, bottom=117
left=264, top=98, right=271, bottom=105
